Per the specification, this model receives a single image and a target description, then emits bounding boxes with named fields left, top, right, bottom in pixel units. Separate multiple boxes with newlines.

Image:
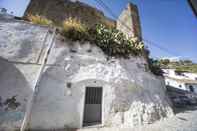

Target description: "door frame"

left=81, top=86, right=104, bottom=127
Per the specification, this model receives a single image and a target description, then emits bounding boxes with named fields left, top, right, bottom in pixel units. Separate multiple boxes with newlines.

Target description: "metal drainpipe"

left=20, top=27, right=56, bottom=131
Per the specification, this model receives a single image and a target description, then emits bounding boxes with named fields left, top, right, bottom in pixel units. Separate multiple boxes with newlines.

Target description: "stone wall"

left=25, top=0, right=142, bottom=39
left=117, top=3, right=142, bottom=40
left=24, top=0, right=115, bottom=28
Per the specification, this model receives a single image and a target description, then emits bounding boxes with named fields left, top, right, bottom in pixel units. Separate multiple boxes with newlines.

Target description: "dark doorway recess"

left=83, top=87, right=103, bottom=127
left=189, top=85, right=194, bottom=92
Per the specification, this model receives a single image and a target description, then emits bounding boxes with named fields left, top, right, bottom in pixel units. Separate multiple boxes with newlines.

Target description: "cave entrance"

left=83, top=87, right=102, bottom=127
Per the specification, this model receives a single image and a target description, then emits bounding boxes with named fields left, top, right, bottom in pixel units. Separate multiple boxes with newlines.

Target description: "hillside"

left=159, top=59, right=197, bottom=73
left=24, top=0, right=115, bottom=28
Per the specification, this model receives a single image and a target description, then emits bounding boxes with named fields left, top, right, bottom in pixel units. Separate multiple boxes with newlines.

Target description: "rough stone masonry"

left=0, top=1, right=174, bottom=130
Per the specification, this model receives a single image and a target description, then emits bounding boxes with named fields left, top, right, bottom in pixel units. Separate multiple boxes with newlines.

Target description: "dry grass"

left=62, top=18, right=89, bottom=41
left=27, top=14, right=52, bottom=26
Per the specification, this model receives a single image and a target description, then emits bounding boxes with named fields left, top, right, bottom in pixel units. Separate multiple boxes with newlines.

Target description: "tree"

left=160, top=59, right=170, bottom=65
left=183, top=60, right=193, bottom=65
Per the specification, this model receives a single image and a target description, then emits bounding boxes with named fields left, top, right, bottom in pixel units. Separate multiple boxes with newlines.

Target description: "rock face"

left=24, top=0, right=115, bottom=27
left=28, top=35, right=174, bottom=129
left=0, top=14, right=173, bottom=131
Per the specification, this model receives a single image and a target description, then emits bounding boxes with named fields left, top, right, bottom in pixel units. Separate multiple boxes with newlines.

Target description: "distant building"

left=163, top=69, right=197, bottom=93
left=188, top=0, right=197, bottom=17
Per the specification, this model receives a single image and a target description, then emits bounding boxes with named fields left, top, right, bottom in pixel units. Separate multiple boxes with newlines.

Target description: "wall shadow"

left=0, top=57, right=33, bottom=130
left=166, top=86, right=197, bottom=114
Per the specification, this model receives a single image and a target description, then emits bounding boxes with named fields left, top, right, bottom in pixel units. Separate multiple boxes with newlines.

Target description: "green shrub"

left=61, top=22, right=144, bottom=57
left=175, top=65, right=197, bottom=73
left=158, top=59, right=197, bottom=73
left=148, top=58, right=163, bottom=76
left=27, top=14, right=52, bottom=26
left=93, top=24, right=144, bottom=57
left=62, top=18, right=89, bottom=41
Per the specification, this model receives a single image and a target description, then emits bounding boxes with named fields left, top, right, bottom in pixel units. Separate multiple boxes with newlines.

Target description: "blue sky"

left=0, top=0, right=197, bottom=63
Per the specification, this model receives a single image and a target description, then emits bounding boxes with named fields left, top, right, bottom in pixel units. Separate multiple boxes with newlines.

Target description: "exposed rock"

left=0, top=12, right=174, bottom=130
left=28, top=37, right=174, bottom=129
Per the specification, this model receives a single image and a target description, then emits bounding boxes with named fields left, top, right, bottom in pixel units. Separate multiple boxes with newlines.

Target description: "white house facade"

left=163, top=69, right=197, bottom=93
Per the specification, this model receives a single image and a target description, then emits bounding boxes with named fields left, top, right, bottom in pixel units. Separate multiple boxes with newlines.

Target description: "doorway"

left=83, top=87, right=103, bottom=127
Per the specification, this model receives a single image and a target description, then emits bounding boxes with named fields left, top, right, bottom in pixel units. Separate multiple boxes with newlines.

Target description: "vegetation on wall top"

left=27, top=15, right=163, bottom=76
left=61, top=18, right=144, bottom=58
left=93, top=24, right=144, bottom=57
left=27, top=14, right=53, bottom=26
left=62, top=18, right=89, bottom=41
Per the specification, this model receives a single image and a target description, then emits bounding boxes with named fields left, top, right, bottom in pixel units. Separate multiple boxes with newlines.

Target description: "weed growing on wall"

left=27, top=14, right=53, bottom=26
left=61, top=19, right=144, bottom=58
left=62, top=18, right=89, bottom=41
left=25, top=16, right=162, bottom=76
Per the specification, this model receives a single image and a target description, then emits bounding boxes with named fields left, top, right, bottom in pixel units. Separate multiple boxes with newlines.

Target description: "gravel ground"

left=78, top=106, right=197, bottom=131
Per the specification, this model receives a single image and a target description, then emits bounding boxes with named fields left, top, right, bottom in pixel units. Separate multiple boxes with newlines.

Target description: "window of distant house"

left=189, top=85, right=194, bottom=92
left=167, top=82, right=170, bottom=85
left=195, top=77, right=197, bottom=80
left=179, top=85, right=182, bottom=88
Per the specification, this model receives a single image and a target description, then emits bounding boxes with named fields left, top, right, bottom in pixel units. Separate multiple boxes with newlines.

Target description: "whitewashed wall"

left=28, top=35, right=174, bottom=130
left=0, top=17, right=49, bottom=130
left=0, top=17, right=174, bottom=130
